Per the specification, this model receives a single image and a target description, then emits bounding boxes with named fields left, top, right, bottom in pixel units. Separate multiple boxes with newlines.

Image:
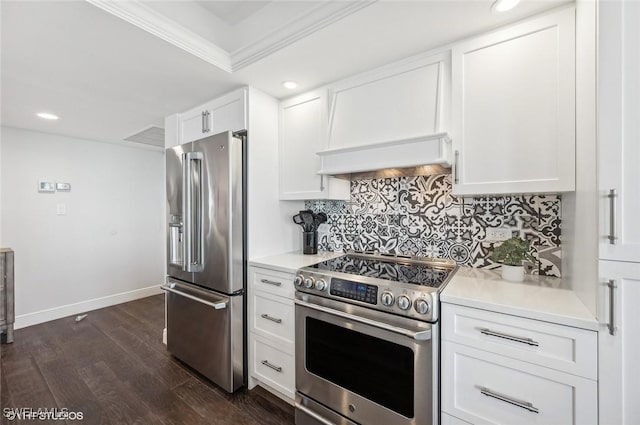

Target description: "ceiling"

left=0, top=0, right=569, bottom=147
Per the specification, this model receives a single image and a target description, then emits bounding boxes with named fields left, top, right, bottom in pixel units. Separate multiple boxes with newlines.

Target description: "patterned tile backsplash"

left=305, top=174, right=562, bottom=277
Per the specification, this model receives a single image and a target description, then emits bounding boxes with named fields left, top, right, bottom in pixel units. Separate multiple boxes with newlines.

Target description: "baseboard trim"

left=14, top=285, right=163, bottom=329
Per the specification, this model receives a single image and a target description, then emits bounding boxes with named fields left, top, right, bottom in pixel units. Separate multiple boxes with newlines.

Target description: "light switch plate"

left=56, top=182, right=71, bottom=191
left=56, top=203, right=66, bottom=216
left=38, top=180, right=55, bottom=193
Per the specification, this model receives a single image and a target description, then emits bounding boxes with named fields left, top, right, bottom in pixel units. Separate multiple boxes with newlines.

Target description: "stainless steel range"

left=293, top=251, right=457, bottom=425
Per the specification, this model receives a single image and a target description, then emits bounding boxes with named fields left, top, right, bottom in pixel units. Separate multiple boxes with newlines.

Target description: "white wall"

left=0, top=127, right=165, bottom=328
left=247, top=87, right=304, bottom=259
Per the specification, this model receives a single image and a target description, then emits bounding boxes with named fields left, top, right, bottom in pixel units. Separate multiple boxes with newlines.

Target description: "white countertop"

left=441, top=267, right=598, bottom=331
left=249, top=250, right=345, bottom=274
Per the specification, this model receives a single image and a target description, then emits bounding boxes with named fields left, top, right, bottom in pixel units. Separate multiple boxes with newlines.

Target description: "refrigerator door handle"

left=182, top=151, right=205, bottom=272
left=161, top=284, right=227, bottom=310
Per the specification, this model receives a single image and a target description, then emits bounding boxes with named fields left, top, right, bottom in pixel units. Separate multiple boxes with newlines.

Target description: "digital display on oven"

left=330, top=278, right=378, bottom=304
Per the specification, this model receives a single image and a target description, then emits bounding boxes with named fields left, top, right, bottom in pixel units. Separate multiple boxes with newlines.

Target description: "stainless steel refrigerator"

left=162, top=130, right=246, bottom=393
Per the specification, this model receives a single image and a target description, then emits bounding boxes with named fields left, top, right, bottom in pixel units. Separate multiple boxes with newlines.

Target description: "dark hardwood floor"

left=0, top=295, right=295, bottom=425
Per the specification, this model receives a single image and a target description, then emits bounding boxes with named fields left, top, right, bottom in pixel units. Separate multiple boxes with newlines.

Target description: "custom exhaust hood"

left=317, top=132, right=452, bottom=179
left=314, top=50, right=452, bottom=180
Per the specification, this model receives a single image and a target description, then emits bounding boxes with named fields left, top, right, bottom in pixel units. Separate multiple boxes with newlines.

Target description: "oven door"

left=295, top=293, right=436, bottom=425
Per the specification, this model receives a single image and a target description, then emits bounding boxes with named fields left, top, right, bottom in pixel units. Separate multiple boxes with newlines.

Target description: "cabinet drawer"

left=250, top=334, right=295, bottom=400
left=249, top=267, right=295, bottom=298
left=442, top=304, right=597, bottom=379
left=442, top=342, right=597, bottom=425
left=251, top=291, right=294, bottom=347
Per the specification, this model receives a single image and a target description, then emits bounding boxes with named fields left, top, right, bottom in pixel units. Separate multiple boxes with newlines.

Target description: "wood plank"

left=173, top=377, right=258, bottom=425
left=2, top=356, right=59, bottom=425
left=37, top=357, right=109, bottom=425
left=126, top=372, right=209, bottom=425
left=100, top=325, right=192, bottom=389
left=204, top=381, right=295, bottom=425
left=77, top=361, right=162, bottom=425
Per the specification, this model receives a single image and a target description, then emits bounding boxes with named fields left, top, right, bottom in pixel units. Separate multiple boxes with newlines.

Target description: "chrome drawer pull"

left=608, top=189, right=618, bottom=244
left=479, top=328, right=539, bottom=346
left=261, top=314, right=282, bottom=324
left=261, top=360, right=282, bottom=373
left=260, top=279, right=282, bottom=287
left=480, top=387, right=539, bottom=414
left=607, top=279, right=618, bottom=336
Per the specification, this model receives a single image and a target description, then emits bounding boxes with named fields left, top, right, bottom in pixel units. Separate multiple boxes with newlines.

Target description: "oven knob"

left=397, top=295, right=411, bottom=311
left=315, top=279, right=327, bottom=291
left=415, top=298, right=431, bottom=315
left=381, top=291, right=395, bottom=307
left=294, top=275, right=303, bottom=286
left=304, top=277, right=315, bottom=289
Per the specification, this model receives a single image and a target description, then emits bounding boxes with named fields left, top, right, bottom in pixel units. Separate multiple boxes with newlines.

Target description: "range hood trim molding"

left=317, top=132, right=451, bottom=175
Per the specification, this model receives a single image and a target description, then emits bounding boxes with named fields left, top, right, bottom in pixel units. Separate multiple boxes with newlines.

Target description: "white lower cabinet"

left=442, top=342, right=597, bottom=425
left=441, top=303, right=597, bottom=425
left=248, top=266, right=296, bottom=403
left=598, top=260, right=640, bottom=425
left=250, top=334, right=295, bottom=400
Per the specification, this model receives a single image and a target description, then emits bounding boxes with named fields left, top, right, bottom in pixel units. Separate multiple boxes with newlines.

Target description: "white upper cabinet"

left=279, top=90, right=350, bottom=200
left=451, top=7, right=576, bottom=196
left=179, top=89, right=247, bottom=145
left=598, top=0, right=640, bottom=263
left=327, top=52, right=448, bottom=149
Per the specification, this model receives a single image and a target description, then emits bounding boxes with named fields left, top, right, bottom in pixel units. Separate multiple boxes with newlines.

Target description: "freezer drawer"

left=164, top=279, right=244, bottom=392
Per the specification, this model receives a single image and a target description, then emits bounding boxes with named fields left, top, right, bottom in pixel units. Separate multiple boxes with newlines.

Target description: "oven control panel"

left=294, top=271, right=439, bottom=321
left=330, top=278, right=378, bottom=305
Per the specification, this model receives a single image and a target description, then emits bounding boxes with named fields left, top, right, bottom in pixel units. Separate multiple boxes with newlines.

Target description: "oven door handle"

left=295, top=299, right=431, bottom=341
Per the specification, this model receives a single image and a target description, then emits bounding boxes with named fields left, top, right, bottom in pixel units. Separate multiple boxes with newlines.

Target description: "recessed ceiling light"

left=282, top=81, right=298, bottom=89
left=36, top=112, right=59, bottom=120
left=491, top=0, right=520, bottom=13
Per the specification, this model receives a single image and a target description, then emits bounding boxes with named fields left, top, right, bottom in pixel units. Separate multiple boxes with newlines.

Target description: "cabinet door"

left=209, top=89, right=246, bottom=135
left=279, top=90, right=349, bottom=200
left=598, top=260, right=640, bottom=425
left=180, top=105, right=208, bottom=144
left=451, top=7, right=575, bottom=195
left=598, top=0, right=640, bottom=263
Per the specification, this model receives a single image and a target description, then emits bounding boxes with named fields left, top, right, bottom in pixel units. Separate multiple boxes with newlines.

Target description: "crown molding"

left=230, top=0, right=376, bottom=72
left=86, top=0, right=375, bottom=74
left=86, top=0, right=233, bottom=73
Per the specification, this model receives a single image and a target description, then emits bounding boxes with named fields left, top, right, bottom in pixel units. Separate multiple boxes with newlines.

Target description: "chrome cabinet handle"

left=161, top=285, right=227, bottom=310
left=454, top=150, right=460, bottom=184
left=205, top=111, right=211, bottom=133
left=607, top=279, right=618, bottom=336
left=260, top=279, right=282, bottom=287
left=201, top=111, right=206, bottom=133
left=479, top=328, right=539, bottom=346
left=608, top=189, right=618, bottom=244
left=320, top=174, right=325, bottom=192
left=480, top=387, right=539, bottom=414
left=295, top=299, right=431, bottom=341
left=261, top=314, right=282, bottom=324
left=261, top=360, right=282, bottom=373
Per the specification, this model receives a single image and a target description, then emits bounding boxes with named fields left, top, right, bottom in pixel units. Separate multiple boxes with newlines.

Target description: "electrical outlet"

left=486, top=228, right=511, bottom=241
